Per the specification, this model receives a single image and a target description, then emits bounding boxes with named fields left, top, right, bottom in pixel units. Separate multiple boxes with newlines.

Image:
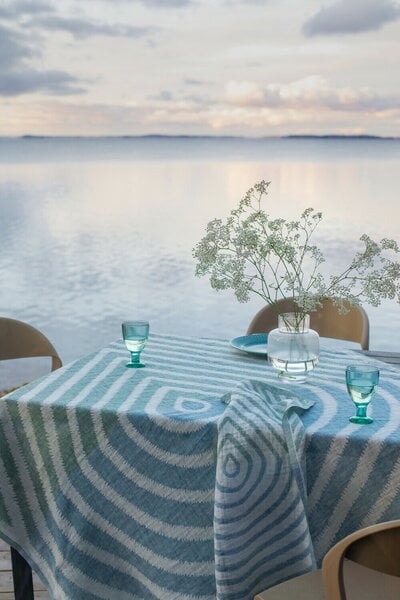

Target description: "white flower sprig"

left=193, top=180, right=400, bottom=320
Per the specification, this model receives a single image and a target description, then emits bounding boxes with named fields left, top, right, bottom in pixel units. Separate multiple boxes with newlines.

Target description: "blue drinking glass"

left=346, top=365, right=379, bottom=424
left=122, top=321, right=149, bottom=368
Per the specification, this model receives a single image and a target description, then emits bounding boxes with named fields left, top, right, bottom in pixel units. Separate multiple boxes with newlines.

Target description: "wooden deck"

left=1, top=350, right=399, bottom=598
left=0, top=540, right=48, bottom=599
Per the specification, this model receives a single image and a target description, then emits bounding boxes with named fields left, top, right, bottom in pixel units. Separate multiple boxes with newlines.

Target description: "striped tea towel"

left=215, top=380, right=316, bottom=599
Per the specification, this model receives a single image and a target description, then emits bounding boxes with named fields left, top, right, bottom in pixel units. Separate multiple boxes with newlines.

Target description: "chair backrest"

left=322, top=520, right=400, bottom=600
left=246, top=297, right=370, bottom=350
left=0, top=317, right=62, bottom=372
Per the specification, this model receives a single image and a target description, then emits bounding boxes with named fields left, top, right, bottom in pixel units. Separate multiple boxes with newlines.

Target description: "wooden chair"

left=247, top=297, right=370, bottom=350
left=0, top=317, right=62, bottom=600
left=0, top=317, right=62, bottom=371
left=254, top=520, right=400, bottom=600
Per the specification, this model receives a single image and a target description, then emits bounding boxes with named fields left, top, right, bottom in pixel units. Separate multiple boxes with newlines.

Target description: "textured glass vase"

left=267, top=313, right=320, bottom=383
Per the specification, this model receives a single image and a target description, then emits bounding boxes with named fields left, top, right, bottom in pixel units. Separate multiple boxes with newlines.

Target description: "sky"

left=1, top=0, right=399, bottom=137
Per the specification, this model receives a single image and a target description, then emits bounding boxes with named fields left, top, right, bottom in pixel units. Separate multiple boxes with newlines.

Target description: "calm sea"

left=1, top=136, right=399, bottom=384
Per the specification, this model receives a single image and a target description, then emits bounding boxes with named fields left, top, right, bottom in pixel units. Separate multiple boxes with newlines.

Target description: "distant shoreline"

left=0, top=134, right=398, bottom=141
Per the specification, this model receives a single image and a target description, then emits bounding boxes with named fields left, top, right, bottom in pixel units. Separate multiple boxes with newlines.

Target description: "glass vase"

left=267, top=313, right=320, bottom=383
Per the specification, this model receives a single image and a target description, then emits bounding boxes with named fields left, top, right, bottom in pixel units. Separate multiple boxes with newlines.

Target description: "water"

left=1, top=136, right=399, bottom=384
left=267, top=323, right=320, bottom=383
left=269, top=358, right=319, bottom=382
left=124, top=338, right=147, bottom=353
left=346, top=382, right=377, bottom=405
left=346, top=365, right=380, bottom=405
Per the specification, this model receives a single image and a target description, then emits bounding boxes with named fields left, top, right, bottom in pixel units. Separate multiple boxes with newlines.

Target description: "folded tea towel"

left=215, top=380, right=315, bottom=600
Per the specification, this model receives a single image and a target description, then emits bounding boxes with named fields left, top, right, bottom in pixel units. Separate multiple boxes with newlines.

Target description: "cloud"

left=0, top=23, right=84, bottom=96
left=184, top=78, right=206, bottom=86
left=138, top=0, right=194, bottom=5
left=225, top=76, right=400, bottom=112
left=226, top=80, right=274, bottom=107
left=0, top=69, right=85, bottom=96
left=0, top=0, right=53, bottom=19
left=96, top=0, right=194, bottom=5
left=0, top=24, right=34, bottom=69
left=0, top=1, right=152, bottom=39
left=4, top=93, right=400, bottom=137
left=148, top=87, right=209, bottom=105
left=150, top=90, right=174, bottom=101
left=28, top=15, right=151, bottom=39
left=303, top=0, right=400, bottom=36
left=222, top=0, right=271, bottom=4
left=0, top=2, right=146, bottom=97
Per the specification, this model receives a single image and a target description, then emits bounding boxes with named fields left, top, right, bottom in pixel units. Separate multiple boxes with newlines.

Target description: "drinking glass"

left=122, top=321, right=149, bottom=368
left=345, top=365, right=379, bottom=424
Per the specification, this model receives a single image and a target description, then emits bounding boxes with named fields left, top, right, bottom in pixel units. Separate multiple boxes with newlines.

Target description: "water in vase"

left=268, top=313, right=320, bottom=383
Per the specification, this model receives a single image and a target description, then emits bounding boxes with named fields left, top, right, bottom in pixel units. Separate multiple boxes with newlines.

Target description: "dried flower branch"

left=193, top=180, right=400, bottom=318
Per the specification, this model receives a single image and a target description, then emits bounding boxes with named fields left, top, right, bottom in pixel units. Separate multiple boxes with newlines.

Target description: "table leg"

left=10, top=547, right=34, bottom=600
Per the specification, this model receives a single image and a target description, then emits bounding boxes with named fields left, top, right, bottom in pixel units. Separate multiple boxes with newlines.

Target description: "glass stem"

left=130, top=352, right=140, bottom=364
left=355, top=405, right=368, bottom=418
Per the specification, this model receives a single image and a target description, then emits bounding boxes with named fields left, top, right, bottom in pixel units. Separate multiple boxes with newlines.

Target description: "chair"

left=0, top=317, right=62, bottom=371
left=0, top=317, right=62, bottom=600
left=254, top=520, right=400, bottom=600
left=247, top=297, right=370, bottom=350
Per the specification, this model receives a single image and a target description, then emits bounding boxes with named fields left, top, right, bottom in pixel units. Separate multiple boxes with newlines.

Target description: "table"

left=1, top=334, right=400, bottom=600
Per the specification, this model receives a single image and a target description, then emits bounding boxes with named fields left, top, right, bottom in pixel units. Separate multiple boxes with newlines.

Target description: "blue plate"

left=230, top=333, right=268, bottom=356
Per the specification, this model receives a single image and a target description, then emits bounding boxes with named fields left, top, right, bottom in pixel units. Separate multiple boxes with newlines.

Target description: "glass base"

left=349, top=415, right=373, bottom=424
left=278, top=371, right=308, bottom=383
left=126, top=362, right=145, bottom=368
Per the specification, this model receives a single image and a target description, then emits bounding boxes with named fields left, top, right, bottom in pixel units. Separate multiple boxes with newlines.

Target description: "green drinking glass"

left=122, top=320, right=149, bottom=368
left=346, top=365, right=379, bottom=424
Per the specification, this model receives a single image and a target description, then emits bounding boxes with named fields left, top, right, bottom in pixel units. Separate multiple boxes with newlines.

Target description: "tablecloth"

left=1, top=333, right=400, bottom=599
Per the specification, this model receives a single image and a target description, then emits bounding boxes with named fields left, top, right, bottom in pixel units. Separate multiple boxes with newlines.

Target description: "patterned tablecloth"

left=1, top=333, right=400, bottom=600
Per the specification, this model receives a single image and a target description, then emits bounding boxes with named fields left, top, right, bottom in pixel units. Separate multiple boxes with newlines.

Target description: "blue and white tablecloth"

left=1, top=333, right=400, bottom=600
